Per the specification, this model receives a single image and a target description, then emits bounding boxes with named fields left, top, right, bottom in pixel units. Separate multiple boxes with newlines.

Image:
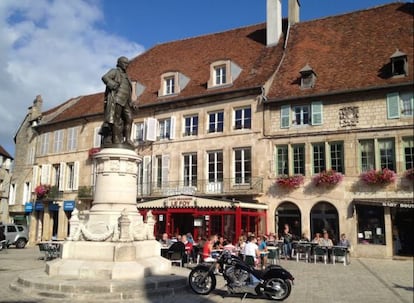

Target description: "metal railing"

left=137, top=177, right=263, bottom=197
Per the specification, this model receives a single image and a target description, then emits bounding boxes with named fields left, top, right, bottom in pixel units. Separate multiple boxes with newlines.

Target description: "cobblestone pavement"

left=0, top=246, right=413, bottom=303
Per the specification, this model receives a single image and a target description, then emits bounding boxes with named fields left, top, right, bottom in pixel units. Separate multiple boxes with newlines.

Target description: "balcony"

left=138, top=177, right=263, bottom=198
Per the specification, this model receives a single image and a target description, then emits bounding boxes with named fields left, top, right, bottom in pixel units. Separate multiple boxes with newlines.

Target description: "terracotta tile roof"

left=267, top=2, right=414, bottom=101
left=45, top=92, right=104, bottom=124
left=41, top=24, right=284, bottom=124
left=127, top=23, right=283, bottom=106
left=0, top=145, right=13, bottom=160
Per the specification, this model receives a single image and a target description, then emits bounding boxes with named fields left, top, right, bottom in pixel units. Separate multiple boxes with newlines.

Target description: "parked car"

left=0, top=223, right=29, bottom=248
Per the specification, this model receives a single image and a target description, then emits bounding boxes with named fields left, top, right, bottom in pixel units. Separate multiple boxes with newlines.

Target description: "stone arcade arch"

left=310, top=201, right=339, bottom=244
left=275, top=201, right=301, bottom=238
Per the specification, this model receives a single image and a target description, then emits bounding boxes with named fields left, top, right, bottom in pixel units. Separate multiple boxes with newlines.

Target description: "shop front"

left=137, top=195, right=268, bottom=243
left=353, top=198, right=414, bottom=258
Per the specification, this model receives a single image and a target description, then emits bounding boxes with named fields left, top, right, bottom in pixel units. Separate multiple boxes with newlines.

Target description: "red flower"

left=313, top=169, right=343, bottom=186
left=360, top=168, right=396, bottom=185
left=88, top=147, right=101, bottom=158
left=276, top=175, right=304, bottom=189
left=35, top=184, right=51, bottom=199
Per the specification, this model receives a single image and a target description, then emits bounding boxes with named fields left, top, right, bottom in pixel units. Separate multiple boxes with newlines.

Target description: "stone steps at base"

left=10, top=267, right=190, bottom=302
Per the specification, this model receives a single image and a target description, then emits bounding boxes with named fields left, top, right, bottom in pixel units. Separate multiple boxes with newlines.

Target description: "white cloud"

left=0, top=0, right=143, bottom=155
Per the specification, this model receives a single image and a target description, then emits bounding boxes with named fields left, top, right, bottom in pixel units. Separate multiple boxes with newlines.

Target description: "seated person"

left=181, top=234, right=193, bottom=263
left=319, top=231, right=333, bottom=247
left=203, top=234, right=218, bottom=262
left=300, top=233, right=310, bottom=242
left=312, top=233, right=322, bottom=244
left=338, top=233, right=350, bottom=249
left=159, top=233, right=172, bottom=247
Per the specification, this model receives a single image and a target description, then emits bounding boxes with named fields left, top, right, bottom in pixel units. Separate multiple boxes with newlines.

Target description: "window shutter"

left=93, top=127, right=101, bottom=148
left=143, top=156, right=151, bottom=195
left=311, top=101, right=323, bottom=125
left=387, top=93, right=400, bottom=119
left=73, top=161, right=79, bottom=190
left=281, top=105, right=290, bottom=128
left=59, top=162, right=66, bottom=191
left=41, top=164, right=51, bottom=184
left=145, top=118, right=157, bottom=141
left=169, top=116, right=176, bottom=139
left=162, top=154, right=170, bottom=186
left=32, top=165, right=39, bottom=188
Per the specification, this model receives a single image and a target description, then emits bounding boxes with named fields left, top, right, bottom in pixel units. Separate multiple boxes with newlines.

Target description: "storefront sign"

left=63, top=200, right=75, bottom=211
left=382, top=202, right=414, bottom=208
left=35, top=202, right=44, bottom=211
left=24, top=202, right=33, bottom=212
left=167, top=196, right=195, bottom=208
left=49, top=203, right=60, bottom=211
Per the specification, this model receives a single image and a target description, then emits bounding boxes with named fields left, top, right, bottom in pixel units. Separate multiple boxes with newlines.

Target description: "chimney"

left=266, top=0, right=282, bottom=46
left=288, top=0, right=300, bottom=26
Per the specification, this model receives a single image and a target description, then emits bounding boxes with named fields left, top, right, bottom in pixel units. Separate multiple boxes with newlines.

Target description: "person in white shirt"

left=244, top=235, right=260, bottom=267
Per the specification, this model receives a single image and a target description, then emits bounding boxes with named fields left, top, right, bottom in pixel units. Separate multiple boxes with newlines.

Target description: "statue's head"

left=117, top=56, right=129, bottom=70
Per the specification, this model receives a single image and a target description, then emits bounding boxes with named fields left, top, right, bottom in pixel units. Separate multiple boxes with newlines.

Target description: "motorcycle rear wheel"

left=188, top=268, right=216, bottom=295
left=264, top=278, right=292, bottom=301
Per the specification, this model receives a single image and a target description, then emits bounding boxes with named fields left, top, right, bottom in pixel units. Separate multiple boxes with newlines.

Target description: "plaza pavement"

left=0, top=246, right=412, bottom=303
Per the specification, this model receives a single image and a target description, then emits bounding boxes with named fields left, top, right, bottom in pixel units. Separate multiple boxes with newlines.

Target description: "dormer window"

left=299, top=64, right=316, bottom=89
left=390, top=49, right=408, bottom=77
left=215, top=65, right=227, bottom=85
left=158, top=71, right=190, bottom=97
left=165, top=76, right=175, bottom=95
left=208, top=60, right=242, bottom=88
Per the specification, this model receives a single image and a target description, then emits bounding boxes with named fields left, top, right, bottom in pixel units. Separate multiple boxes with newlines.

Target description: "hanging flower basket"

left=35, top=184, right=51, bottom=199
left=404, top=168, right=414, bottom=180
left=360, top=168, right=396, bottom=185
left=313, top=169, right=343, bottom=187
left=276, top=174, right=304, bottom=189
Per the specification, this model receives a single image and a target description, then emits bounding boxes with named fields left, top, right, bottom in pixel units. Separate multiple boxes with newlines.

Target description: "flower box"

left=404, top=168, right=414, bottom=180
left=88, top=147, right=101, bottom=158
left=276, top=174, right=304, bottom=189
left=360, top=168, right=396, bottom=185
left=35, top=184, right=51, bottom=199
left=313, top=169, right=343, bottom=187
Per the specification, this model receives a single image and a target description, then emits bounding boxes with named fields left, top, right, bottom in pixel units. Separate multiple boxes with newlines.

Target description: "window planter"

left=312, top=170, right=343, bottom=187
left=360, top=168, right=396, bottom=185
left=404, top=168, right=414, bottom=180
left=35, top=184, right=51, bottom=200
left=276, top=174, right=304, bottom=189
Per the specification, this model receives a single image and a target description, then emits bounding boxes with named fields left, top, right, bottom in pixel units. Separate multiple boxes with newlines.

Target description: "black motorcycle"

left=188, top=250, right=294, bottom=301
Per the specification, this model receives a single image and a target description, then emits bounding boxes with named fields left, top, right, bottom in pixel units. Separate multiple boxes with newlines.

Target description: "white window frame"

left=208, top=111, right=224, bottom=133
left=234, top=147, right=251, bottom=184
left=234, top=107, right=251, bottom=130
left=183, top=153, right=197, bottom=187
left=207, top=150, right=223, bottom=183
left=164, top=76, right=175, bottom=95
left=184, top=115, right=198, bottom=136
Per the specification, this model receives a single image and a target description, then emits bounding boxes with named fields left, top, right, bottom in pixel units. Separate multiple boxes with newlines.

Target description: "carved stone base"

left=46, top=241, right=170, bottom=280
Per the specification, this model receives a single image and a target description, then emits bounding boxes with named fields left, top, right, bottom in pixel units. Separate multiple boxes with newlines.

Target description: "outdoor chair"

left=167, top=241, right=186, bottom=267
left=332, top=246, right=349, bottom=266
left=267, top=247, right=280, bottom=265
left=296, top=243, right=311, bottom=263
left=313, top=246, right=328, bottom=264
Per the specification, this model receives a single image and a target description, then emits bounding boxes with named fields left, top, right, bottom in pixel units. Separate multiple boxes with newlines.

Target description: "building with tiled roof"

left=10, top=1, right=413, bottom=258
left=0, top=145, right=13, bottom=224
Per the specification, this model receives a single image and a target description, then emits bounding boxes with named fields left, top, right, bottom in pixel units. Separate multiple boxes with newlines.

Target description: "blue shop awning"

left=63, top=200, right=75, bottom=211
left=25, top=202, right=33, bottom=212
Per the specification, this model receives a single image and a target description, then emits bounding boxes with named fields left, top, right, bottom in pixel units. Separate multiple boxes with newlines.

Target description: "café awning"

left=137, top=195, right=268, bottom=210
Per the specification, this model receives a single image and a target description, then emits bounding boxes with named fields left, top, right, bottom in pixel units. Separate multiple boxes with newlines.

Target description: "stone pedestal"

left=47, top=147, right=171, bottom=280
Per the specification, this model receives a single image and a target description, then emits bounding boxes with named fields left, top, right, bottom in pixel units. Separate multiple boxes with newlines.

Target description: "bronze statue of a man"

left=100, top=56, right=136, bottom=147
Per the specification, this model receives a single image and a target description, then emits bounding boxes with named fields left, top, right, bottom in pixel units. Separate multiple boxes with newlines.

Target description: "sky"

left=0, top=0, right=408, bottom=156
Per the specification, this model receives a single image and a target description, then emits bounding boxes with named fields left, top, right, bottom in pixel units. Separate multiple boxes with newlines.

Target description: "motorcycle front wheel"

left=264, top=278, right=292, bottom=301
left=188, top=267, right=216, bottom=295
